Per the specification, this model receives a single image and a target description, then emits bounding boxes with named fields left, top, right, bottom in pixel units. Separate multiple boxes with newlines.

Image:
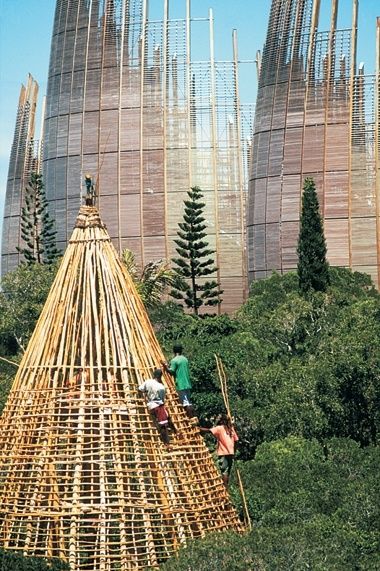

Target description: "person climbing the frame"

left=138, top=368, right=175, bottom=446
left=84, top=174, right=96, bottom=206
left=162, top=344, right=196, bottom=420
left=200, top=414, right=239, bottom=487
left=65, top=367, right=83, bottom=398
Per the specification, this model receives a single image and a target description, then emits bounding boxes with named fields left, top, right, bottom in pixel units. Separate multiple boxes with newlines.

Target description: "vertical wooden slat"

left=209, top=9, right=222, bottom=314
left=139, top=0, right=148, bottom=267
left=348, top=0, right=358, bottom=268
left=375, top=17, right=380, bottom=287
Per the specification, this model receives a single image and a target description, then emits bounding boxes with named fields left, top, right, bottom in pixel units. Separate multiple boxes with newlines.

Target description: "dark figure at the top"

left=162, top=344, right=196, bottom=420
left=84, top=174, right=96, bottom=206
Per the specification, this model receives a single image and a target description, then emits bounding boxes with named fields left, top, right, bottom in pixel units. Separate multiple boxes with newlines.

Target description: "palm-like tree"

left=121, top=249, right=175, bottom=309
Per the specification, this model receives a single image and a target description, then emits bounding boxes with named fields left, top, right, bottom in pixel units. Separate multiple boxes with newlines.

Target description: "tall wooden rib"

left=0, top=206, right=243, bottom=571
left=1, top=75, right=40, bottom=274
left=248, top=0, right=380, bottom=286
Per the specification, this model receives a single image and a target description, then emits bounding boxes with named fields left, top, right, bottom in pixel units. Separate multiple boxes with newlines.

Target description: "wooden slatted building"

left=1, top=0, right=254, bottom=313
left=248, top=0, right=380, bottom=286
left=1, top=75, right=42, bottom=274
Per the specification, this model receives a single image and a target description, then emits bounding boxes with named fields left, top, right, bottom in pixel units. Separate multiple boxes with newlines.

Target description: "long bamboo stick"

left=214, top=353, right=251, bottom=531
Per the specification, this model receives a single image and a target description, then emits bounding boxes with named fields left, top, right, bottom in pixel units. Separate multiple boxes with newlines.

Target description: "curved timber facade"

left=34, top=0, right=253, bottom=312
left=1, top=75, right=42, bottom=274
left=248, top=0, right=380, bottom=286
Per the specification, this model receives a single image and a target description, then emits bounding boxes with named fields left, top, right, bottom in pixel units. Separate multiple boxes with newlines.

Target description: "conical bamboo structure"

left=0, top=206, right=243, bottom=570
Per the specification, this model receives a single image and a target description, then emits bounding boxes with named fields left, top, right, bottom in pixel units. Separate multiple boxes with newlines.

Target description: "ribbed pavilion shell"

left=0, top=206, right=243, bottom=570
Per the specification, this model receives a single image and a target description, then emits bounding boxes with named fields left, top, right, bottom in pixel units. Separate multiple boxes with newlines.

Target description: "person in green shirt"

left=162, top=344, right=196, bottom=419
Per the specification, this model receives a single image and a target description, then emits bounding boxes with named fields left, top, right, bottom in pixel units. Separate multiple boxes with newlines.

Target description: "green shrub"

left=158, top=532, right=261, bottom=571
left=159, top=518, right=379, bottom=571
left=0, top=549, right=69, bottom=570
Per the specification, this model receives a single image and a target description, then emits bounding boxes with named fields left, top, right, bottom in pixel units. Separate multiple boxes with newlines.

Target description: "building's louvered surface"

left=1, top=75, right=41, bottom=274
left=1, top=0, right=255, bottom=312
left=249, top=0, right=380, bottom=286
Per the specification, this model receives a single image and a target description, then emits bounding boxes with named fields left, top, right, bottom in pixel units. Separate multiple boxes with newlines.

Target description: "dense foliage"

left=121, top=248, right=175, bottom=308
left=158, top=268, right=380, bottom=454
left=297, top=177, right=330, bottom=293
left=0, top=261, right=59, bottom=354
left=0, top=549, right=69, bottom=570
left=160, top=437, right=379, bottom=570
left=155, top=267, right=380, bottom=568
left=0, top=260, right=379, bottom=568
left=0, top=262, right=59, bottom=410
left=171, top=186, right=222, bottom=314
left=17, top=172, right=60, bottom=265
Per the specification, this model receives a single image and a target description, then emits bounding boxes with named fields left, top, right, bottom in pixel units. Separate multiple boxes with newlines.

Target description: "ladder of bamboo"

left=0, top=206, right=243, bottom=571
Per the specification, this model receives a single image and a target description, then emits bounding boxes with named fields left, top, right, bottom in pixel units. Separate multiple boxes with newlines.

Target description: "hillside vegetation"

left=0, top=266, right=379, bottom=569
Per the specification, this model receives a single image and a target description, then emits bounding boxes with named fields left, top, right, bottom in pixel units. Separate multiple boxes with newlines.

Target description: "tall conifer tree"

left=297, top=177, right=330, bottom=293
left=171, top=186, right=223, bottom=315
left=17, top=172, right=60, bottom=264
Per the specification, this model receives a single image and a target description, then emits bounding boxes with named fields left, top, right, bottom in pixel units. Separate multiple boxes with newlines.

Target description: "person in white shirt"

left=139, top=369, right=174, bottom=445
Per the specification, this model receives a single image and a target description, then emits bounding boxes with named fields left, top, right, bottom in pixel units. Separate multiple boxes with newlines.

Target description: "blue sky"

left=0, top=0, right=378, bottom=234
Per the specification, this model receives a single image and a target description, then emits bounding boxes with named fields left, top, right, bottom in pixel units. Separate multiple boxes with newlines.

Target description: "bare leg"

left=159, top=425, right=170, bottom=445
left=185, top=405, right=195, bottom=419
left=167, top=415, right=177, bottom=433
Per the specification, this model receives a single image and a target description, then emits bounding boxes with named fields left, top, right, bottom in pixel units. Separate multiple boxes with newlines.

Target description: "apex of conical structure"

left=0, top=206, right=243, bottom=570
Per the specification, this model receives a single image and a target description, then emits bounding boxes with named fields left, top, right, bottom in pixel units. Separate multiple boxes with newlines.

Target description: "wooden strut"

left=214, top=354, right=252, bottom=532
left=0, top=356, right=19, bottom=367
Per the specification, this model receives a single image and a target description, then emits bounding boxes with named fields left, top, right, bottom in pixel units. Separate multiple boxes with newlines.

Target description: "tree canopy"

left=0, top=259, right=379, bottom=569
left=158, top=267, right=380, bottom=453
left=0, top=261, right=59, bottom=355
left=171, top=186, right=223, bottom=314
left=17, top=172, right=60, bottom=265
left=121, top=248, right=175, bottom=309
left=297, top=177, right=330, bottom=293
left=0, top=549, right=69, bottom=570
left=160, top=437, right=379, bottom=571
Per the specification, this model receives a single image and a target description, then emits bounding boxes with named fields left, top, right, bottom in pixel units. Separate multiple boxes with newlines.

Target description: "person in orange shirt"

left=200, top=414, right=239, bottom=487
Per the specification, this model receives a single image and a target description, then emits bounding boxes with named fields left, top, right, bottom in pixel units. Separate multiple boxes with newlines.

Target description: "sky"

left=0, top=0, right=379, bottom=237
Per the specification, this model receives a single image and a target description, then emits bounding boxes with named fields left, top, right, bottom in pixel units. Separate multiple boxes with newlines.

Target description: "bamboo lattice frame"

left=0, top=206, right=243, bottom=570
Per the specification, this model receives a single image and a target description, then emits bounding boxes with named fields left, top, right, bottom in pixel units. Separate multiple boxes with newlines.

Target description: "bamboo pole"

left=214, top=354, right=251, bottom=531
left=0, top=356, right=18, bottom=367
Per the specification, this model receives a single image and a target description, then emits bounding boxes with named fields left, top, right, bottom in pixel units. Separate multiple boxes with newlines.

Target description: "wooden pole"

left=348, top=0, right=359, bottom=269
left=0, top=356, right=18, bottom=367
left=214, top=353, right=251, bottom=531
left=375, top=17, right=380, bottom=287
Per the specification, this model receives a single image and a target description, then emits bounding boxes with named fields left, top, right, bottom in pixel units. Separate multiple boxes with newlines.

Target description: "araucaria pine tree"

left=171, top=186, right=223, bottom=315
left=17, top=172, right=60, bottom=264
left=297, top=177, right=330, bottom=293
